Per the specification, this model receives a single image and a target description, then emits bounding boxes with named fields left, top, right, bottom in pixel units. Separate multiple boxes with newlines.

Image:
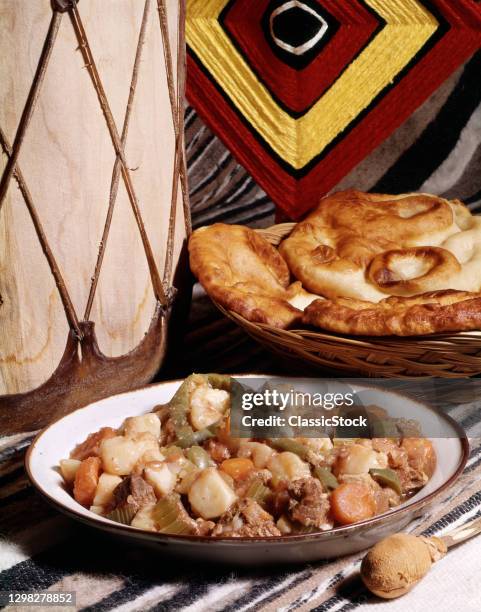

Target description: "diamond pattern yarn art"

left=186, top=0, right=481, bottom=218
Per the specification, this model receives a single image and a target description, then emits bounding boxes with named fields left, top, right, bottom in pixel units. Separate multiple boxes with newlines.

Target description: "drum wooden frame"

left=217, top=224, right=481, bottom=379
left=0, top=0, right=190, bottom=434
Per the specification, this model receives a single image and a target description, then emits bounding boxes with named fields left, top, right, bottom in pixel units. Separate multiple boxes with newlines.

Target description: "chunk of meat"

left=160, top=418, right=177, bottom=446
left=270, top=485, right=291, bottom=519
left=371, top=438, right=400, bottom=453
left=385, top=439, right=434, bottom=493
left=372, top=485, right=400, bottom=514
left=235, top=469, right=271, bottom=497
left=205, top=438, right=231, bottom=463
left=215, top=416, right=241, bottom=453
left=287, top=477, right=330, bottom=529
left=402, top=438, right=436, bottom=478
left=402, top=467, right=428, bottom=491
left=70, top=427, right=117, bottom=461
left=110, top=474, right=156, bottom=515
left=212, top=499, right=281, bottom=537
left=73, top=457, right=101, bottom=507
left=196, top=518, right=216, bottom=536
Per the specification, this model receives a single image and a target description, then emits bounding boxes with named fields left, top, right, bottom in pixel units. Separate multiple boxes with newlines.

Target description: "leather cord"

left=0, top=1, right=189, bottom=338
left=83, top=0, right=153, bottom=321
left=69, top=3, right=168, bottom=307
left=157, top=0, right=191, bottom=287
left=0, top=127, right=82, bottom=339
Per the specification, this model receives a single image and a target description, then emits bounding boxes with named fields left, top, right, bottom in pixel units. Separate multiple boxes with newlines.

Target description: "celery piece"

left=192, top=427, right=216, bottom=445
left=313, top=466, right=339, bottom=490
left=106, top=505, right=137, bottom=525
left=176, top=461, right=200, bottom=494
left=291, top=523, right=317, bottom=534
left=369, top=468, right=402, bottom=495
left=269, top=439, right=309, bottom=460
left=168, top=378, right=193, bottom=428
left=369, top=418, right=400, bottom=438
left=162, top=445, right=184, bottom=458
left=152, top=494, right=196, bottom=535
left=245, top=478, right=272, bottom=508
left=187, top=446, right=215, bottom=469
left=174, top=425, right=215, bottom=449
left=174, top=424, right=197, bottom=448
left=205, top=373, right=232, bottom=392
left=276, top=515, right=293, bottom=534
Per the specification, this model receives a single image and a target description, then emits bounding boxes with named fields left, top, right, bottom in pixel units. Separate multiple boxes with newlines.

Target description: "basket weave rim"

left=215, top=302, right=481, bottom=378
left=215, top=301, right=481, bottom=348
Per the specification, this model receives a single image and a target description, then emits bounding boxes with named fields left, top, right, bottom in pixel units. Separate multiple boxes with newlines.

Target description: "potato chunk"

left=334, top=444, right=387, bottom=476
left=139, top=447, right=166, bottom=465
left=298, top=437, right=333, bottom=454
left=267, top=452, right=311, bottom=483
left=176, top=462, right=201, bottom=495
left=188, top=467, right=237, bottom=519
left=60, top=459, right=81, bottom=484
left=131, top=503, right=157, bottom=531
left=190, top=386, right=229, bottom=431
left=124, top=414, right=161, bottom=440
left=238, top=441, right=275, bottom=468
left=144, top=463, right=177, bottom=498
left=93, top=473, right=122, bottom=506
left=100, top=435, right=158, bottom=476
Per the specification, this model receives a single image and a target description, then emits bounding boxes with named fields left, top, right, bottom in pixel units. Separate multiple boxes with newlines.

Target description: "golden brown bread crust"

left=367, top=246, right=461, bottom=295
left=303, top=290, right=481, bottom=336
left=279, top=190, right=478, bottom=301
left=188, top=223, right=317, bottom=328
left=188, top=193, right=481, bottom=335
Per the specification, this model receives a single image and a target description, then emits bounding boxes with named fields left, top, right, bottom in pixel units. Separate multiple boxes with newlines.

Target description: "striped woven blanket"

left=1, top=423, right=481, bottom=610
left=1, top=50, right=481, bottom=612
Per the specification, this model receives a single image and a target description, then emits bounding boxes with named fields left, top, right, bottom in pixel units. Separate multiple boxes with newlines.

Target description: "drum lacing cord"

left=69, top=3, right=169, bottom=310
left=157, top=0, right=191, bottom=286
left=0, top=10, right=83, bottom=339
left=82, top=0, right=152, bottom=321
left=0, top=0, right=190, bottom=342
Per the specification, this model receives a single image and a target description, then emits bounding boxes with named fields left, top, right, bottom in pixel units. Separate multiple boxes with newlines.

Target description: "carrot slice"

left=220, top=457, right=254, bottom=480
left=330, top=482, right=376, bottom=525
left=73, top=457, right=102, bottom=507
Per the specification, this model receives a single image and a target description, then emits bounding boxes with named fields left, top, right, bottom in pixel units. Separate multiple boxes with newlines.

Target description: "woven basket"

left=216, top=223, right=481, bottom=379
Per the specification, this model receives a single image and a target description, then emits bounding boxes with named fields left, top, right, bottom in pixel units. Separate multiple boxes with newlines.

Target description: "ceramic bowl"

left=26, top=377, right=468, bottom=565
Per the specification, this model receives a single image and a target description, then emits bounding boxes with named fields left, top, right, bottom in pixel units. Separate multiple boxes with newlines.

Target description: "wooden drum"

left=0, top=0, right=190, bottom=434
